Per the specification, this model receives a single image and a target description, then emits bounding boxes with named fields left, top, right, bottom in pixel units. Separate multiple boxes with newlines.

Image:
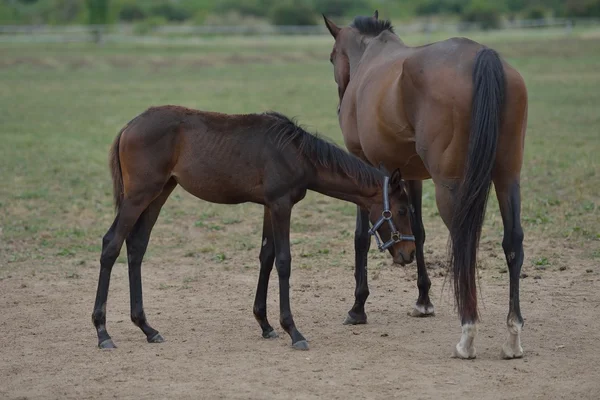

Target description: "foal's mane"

left=264, top=112, right=381, bottom=187
left=351, top=15, right=394, bottom=36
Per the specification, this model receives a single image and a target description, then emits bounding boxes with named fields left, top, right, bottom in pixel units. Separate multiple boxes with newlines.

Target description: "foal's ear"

left=390, top=168, right=403, bottom=187
left=323, top=14, right=340, bottom=39
left=373, top=10, right=379, bottom=20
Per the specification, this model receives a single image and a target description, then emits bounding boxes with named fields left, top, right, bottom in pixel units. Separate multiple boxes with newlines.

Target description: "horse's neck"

left=364, top=35, right=407, bottom=64
left=309, top=166, right=381, bottom=209
left=349, top=33, right=407, bottom=80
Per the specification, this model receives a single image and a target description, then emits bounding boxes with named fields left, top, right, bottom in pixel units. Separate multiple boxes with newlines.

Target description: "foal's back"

left=118, top=106, right=299, bottom=205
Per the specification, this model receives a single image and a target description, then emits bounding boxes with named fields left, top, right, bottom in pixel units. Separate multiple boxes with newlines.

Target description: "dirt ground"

left=1, top=232, right=599, bottom=400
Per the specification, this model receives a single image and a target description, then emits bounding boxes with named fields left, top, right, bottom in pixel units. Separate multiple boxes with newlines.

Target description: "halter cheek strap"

left=369, top=176, right=416, bottom=251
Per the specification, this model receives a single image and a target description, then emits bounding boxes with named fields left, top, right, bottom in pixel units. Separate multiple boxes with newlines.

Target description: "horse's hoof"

left=408, top=304, right=435, bottom=318
left=452, top=344, right=476, bottom=359
left=343, top=313, right=367, bottom=325
left=501, top=343, right=524, bottom=360
left=147, top=333, right=165, bottom=343
left=292, top=340, right=309, bottom=350
left=98, top=339, right=117, bottom=349
left=262, top=329, right=279, bottom=339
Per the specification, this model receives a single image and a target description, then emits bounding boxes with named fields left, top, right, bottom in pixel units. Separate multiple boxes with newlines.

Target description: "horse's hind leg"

left=253, top=206, right=279, bottom=339
left=495, top=178, right=524, bottom=359
left=407, top=180, right=435, bottom=317
left=434, top=181, right=478, bottom=359
left=270, top=200, right=308, bottom=350
left=92, top=190, right=159, bottom=349
left=126, top=178, right=177, bottom=343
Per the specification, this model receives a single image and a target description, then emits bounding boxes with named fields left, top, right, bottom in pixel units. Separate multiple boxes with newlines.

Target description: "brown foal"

left=92, top=107, right=416, bottom=350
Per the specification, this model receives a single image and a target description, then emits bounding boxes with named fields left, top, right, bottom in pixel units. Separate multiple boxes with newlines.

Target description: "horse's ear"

left=323, top=14, right=340, bottom=39
left=390, top=168, right=403, bottom=187
left=373, top=10, right=379, bottom=20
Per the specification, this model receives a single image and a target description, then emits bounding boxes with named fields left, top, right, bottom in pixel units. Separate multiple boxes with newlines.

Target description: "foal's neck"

left=309, top=166, right=382, bottom=210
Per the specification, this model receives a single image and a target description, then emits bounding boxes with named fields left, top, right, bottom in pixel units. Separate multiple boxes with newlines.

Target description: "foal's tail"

left=109, top=127, right=125, bottom=212
left=450, top=47, right=506, bottom=323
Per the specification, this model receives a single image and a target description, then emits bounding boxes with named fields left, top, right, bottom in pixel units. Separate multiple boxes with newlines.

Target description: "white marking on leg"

left=501, top=318, right=523, bottom=359
left=409, top=303, right=435, bottom=317
left=453, top=323, right=477, bottom=359
left=262, top=238, right=267, bottom=247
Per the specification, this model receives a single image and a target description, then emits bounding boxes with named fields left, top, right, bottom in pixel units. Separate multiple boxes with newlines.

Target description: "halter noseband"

left=369, top=176, right=416, bottom=251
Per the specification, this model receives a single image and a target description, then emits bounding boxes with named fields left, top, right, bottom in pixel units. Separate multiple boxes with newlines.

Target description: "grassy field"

left=1, top=27, right=600, bottom=400
left=0, top=28, right=598, bottom=277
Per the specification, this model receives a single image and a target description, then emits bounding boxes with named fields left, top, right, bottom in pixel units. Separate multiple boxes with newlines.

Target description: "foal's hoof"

left=98, top=339, right=117, bottom=349
left=292, top=340, right=309, bottom=350
left=147, top=333, right=165, bottom=343
left=343, top=313, right=367, bottom=325
left=408, top=304, right=435, bottom=318
left=262, top=329, right=279, bottom=339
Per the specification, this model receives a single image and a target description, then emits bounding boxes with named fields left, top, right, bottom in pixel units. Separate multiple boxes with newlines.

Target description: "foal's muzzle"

left=369, top=176, right=416, bottom=251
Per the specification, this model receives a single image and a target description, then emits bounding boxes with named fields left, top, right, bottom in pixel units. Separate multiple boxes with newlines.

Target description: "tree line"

left=1, top=0, right=599, bottom=28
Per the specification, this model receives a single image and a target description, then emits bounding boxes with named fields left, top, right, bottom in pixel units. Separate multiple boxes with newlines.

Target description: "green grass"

left=0, top=29, right=598, bottom=271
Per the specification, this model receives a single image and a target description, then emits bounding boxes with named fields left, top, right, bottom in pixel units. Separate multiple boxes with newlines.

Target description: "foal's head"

left=369, top=168, right=416, bottom=266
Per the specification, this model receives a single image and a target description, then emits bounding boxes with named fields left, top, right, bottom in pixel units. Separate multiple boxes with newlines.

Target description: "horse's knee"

left=259, top=242, right=275, bottom=267
left=100, top=245, right=119, bottom=269
left=275, top=257, right=291, bottom=279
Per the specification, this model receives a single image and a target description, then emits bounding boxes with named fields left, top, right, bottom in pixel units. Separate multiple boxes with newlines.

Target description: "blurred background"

left=0, top=0, right=599, bottom=43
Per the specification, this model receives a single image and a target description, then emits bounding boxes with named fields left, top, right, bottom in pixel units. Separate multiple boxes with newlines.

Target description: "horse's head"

left=323, top=10, right=393, bottom=113
left=368, top=167, right=416, bottom=266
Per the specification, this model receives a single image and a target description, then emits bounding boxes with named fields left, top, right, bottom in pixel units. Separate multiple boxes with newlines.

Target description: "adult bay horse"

left=323, top=12, right=528, bottom=359
left=92, top=106, right=416, bottom=351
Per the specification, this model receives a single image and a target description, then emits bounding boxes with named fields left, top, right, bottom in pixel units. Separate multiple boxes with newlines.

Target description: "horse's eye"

left=399, top=207, right=408, bottom=216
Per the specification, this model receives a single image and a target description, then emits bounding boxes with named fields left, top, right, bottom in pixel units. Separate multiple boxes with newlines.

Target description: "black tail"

left=109, top=128, right=125, bottom=212
left=450, top=48, right=505, bottom=323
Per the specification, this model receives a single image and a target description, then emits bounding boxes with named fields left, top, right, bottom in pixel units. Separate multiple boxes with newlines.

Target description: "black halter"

left=369, top=176, right=416, bottom=251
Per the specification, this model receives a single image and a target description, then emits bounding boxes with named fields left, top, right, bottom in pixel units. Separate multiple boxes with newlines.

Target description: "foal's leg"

left=407, top=180, right=435, bottom=317
left=270, top=202, right=308, bottom=350
left=92, top=193, right=156, bottom=349
left=126, top=178, right=177, bottom=343
left=253, top=206, right=278, bottom=339
left=344, top=206, right=370, bottom=325
left=495, top=178, right=525, bottom=359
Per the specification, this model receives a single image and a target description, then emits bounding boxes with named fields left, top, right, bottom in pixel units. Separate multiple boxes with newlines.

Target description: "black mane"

left=351, top=16, right=394, bottom=36
left=264, top=111, right=381, bottom=187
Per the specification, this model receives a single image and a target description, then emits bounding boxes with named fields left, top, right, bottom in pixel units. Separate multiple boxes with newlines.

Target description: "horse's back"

left=399, top=38, right=527, bottom=179
left=116, top=106, right=273, bottom=204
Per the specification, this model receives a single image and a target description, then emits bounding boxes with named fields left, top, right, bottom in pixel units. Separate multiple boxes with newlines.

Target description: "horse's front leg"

left=269, top=201, right=308, bottom=350
left=406, top=180, right=435, bottom=317
left=344, top=206, right=371, bottom=325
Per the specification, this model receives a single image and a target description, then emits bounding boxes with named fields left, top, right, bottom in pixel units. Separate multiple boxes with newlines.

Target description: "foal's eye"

left=399, top=207, right=408, bottom=216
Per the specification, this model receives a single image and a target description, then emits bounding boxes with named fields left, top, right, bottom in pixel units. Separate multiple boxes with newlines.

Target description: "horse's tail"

left=109, top=127, right=125, bottom=212
left=450, top=47, right=505, bottom=323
